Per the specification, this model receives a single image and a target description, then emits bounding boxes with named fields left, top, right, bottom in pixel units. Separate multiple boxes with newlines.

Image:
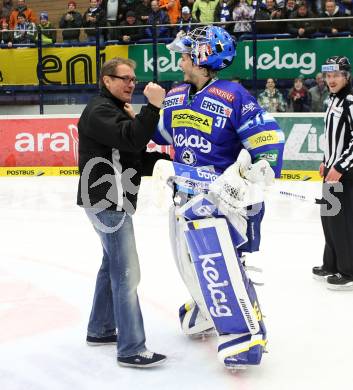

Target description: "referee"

left=312, top=56, right=353, bottom=290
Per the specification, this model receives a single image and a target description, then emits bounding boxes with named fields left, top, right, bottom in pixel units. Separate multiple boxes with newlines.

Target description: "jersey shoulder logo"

left=241, top=102, right=257, bottom=115
left=168, top=85, right=189, bottom=94
left=200, top=97, right=233, bottom=118
left=163, top=94, right=185, bottom=109
left=208, top=86, right=235, bottom=103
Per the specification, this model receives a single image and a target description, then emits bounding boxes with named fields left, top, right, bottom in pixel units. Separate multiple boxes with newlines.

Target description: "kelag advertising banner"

left=130, top=38, right=353, bottom=81
left=1, top=37, right=353, bottom=85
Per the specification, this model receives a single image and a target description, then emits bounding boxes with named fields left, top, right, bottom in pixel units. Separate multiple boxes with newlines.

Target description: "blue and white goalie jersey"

left=154, top=79, right=284, bottom=177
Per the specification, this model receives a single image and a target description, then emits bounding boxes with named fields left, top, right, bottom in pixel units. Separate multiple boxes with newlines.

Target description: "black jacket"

left=83, top=6, right=107, bottom=36
left=288, top=10, right=317, bottom=37
left=59, top=11, right=83, bottom=40
left=324, top=84, right=353, bottom=174
left=117, top=20, right=142, bottom=42
left=77, top=87, right=165, bottom=213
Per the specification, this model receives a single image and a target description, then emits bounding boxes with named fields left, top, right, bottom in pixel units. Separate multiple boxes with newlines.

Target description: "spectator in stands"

left=59, top=2, right=83, bottom=44
left=319, top=0, right=348, bottom=35
left=261, top=0, right=282, bottom=19
left=83, top=0, right=107, bottom=43
left=119, top=0, right=140, bottom=19
left=0, top=17, right=13, bottom=46
left=0, top=0, right=14, bottom=22
left=287, top=76, right=311, bottom=112
left=256, top=0, right=283, bottom=34
left=145, top=0, right=170, bottom=38
left=192, top=0, right=218, bottom=24
left=36, top=12, right=56, bottom=45
left=338, top=0, right=352, bottom=16
left=258, top=78, right=287, bottom=112
left=9, top=0, right=35, bottom=29
left=101, top=0, right=121, bottom=40
left=13, top=12, right=36, bottom=44
left=309, top=72, right=329, bottom=111
left=303, top=0, right=322, bottom=14
left=136, top=0, right=151, bottom=24
left=175, top=5, right=197, bottom=34
left=214, top=0, right=234, bottom=34
left=160, top=0, right=181, bottom=25
left=278, top=0, right=297, bottom=18
left=232, top=0, right=255, bottom=38
left=288, top=1, right=317, bottom=37
left=117, top=10, right=142, bottom=42
left=181, top=0, right=195, bottom=12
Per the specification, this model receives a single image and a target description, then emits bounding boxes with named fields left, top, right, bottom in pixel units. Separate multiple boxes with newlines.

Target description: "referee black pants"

left=321, top=174, right=353, bottom=279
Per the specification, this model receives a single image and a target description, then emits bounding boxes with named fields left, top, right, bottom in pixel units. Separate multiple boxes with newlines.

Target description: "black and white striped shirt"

left=324, top=85, right=353, bottom=173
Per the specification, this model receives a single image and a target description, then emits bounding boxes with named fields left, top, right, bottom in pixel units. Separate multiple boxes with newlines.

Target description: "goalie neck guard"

left=167, top=26, right=236, bottom=71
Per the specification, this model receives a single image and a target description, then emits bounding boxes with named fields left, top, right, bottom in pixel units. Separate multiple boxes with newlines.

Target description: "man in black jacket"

left=59, top=1, right=83, bottom=44
left=82, top=0, right=107, bottom=43
left=77, top=57, right=167, bottom=367
left=312, top=56, right=353, bottom=290
left=117, top=10, right=142, bottom=43
left=288, top=1, right=317, bottom=38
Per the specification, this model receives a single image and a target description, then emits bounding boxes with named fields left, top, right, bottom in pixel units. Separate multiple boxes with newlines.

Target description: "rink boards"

left=0, top=114, right=324, bottom=180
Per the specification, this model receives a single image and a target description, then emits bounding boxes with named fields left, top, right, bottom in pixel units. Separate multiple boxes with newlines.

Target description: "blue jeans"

left=85, top=208, right=146, bottom=357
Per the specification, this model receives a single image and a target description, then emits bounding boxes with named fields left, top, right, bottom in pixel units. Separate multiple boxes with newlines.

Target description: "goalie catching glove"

left=209, top=149, right=275, bottom=210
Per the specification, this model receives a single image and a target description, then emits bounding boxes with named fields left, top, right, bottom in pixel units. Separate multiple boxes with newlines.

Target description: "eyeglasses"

left=108, top=75, right=138, bottom=84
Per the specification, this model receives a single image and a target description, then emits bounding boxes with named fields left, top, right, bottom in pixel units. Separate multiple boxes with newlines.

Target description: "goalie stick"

left=152, top=159, right=322, bottom=206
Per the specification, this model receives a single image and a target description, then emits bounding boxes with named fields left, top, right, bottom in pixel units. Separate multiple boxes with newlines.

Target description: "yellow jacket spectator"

left=36, top=12, right=56, bottom=45
left=192, top=0, right=219, bottom=23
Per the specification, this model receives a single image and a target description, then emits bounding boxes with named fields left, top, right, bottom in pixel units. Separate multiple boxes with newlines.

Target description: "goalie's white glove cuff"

left=237, top=149, right=252, bottom=177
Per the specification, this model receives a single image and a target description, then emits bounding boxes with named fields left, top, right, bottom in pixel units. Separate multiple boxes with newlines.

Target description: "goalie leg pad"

left=182, top=216, right=267, bottom=365
left=169, top=207, right=215, bottom=336
left=183, top=217, right=264, bottom=335
left=179, top=301, right=215, bottom=337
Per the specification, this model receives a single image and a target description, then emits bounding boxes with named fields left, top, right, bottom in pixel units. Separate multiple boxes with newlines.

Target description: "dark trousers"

left=321, top=173, right=353, bottom=278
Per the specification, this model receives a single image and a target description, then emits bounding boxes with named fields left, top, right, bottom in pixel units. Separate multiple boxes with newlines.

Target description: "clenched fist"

left=143, top=82, right=166, bottom=108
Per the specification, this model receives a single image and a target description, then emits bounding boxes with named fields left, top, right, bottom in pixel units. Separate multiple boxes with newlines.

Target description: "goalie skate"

left=189, top=328, right=216, bottom=340
left=219, top=333, right=268, bottom=370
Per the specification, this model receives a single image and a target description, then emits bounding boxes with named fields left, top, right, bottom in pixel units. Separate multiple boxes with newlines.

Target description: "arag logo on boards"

left=15, top=132, right=71, bottom=152
left=244, top=46, right=316, bottom=76
left=14, top=123, right=78, bottom=157
left=284, top=123, right=324, bottom=160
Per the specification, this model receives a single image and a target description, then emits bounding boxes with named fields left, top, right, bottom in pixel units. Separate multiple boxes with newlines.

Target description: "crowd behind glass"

left=1, top=0, right=348, bottom=111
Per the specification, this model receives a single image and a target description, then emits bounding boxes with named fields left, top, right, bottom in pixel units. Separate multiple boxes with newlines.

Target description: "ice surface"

left=1, top=177, right=352, bottom=390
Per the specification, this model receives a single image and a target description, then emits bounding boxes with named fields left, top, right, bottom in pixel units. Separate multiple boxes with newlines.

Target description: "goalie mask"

left=166, top=26, right=236, bottom=71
